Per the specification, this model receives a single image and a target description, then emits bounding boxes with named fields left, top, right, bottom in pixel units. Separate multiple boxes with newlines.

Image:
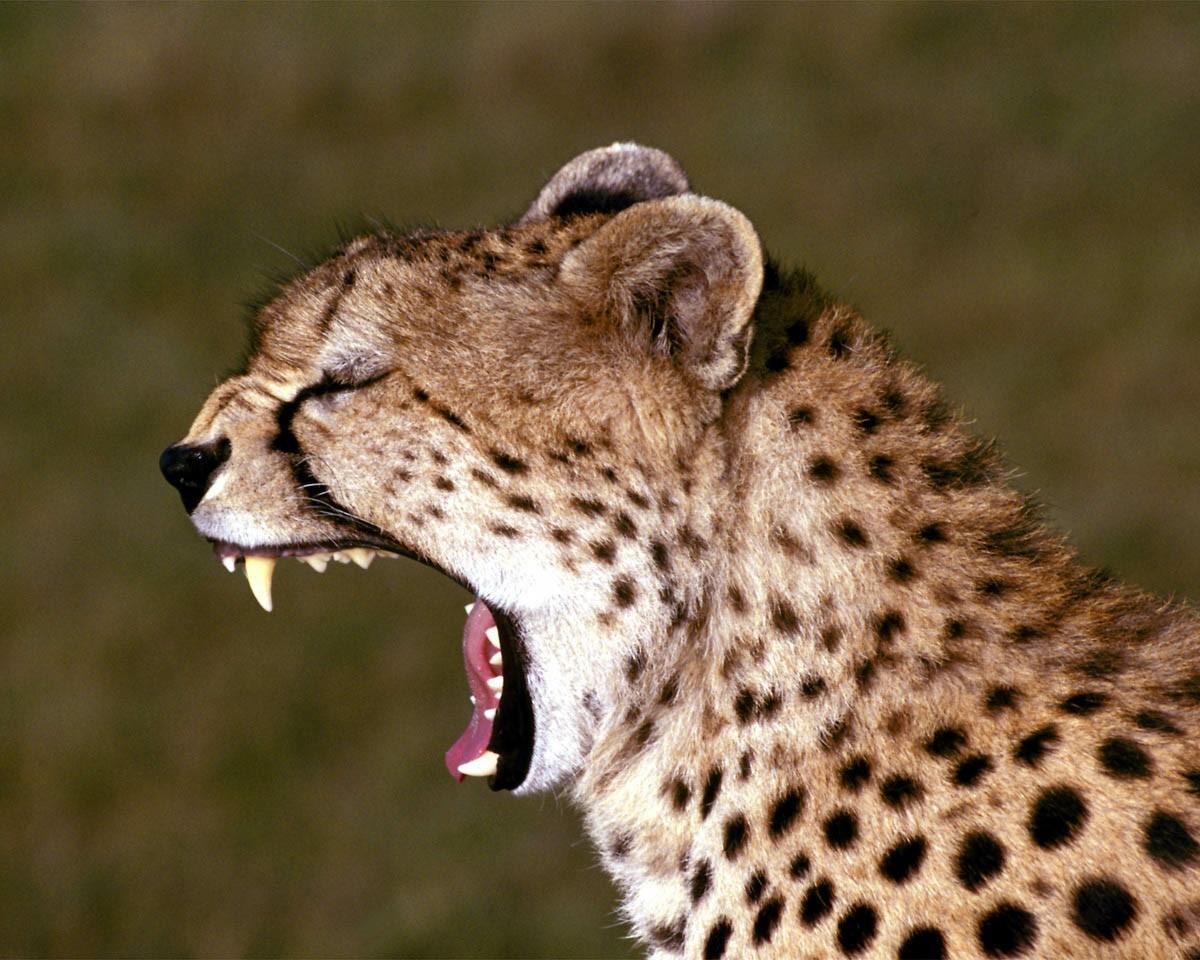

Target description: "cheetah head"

left=161, top=144, right=763, bottom=793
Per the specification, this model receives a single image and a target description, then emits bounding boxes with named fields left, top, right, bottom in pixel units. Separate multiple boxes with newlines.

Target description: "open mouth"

left=210, top=540, right=535, bottom=792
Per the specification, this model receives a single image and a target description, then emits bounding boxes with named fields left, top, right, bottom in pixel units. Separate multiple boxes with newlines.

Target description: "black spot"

left=875, top=611, right=905, bottom=643
left=625, top=649, right=645, bottom=682
left=1098, top=737, right=1152, bottom=780
left=916, top=522, right=947, bottom=544
left=771, top=597, right=800, bottom=635
left=1184, top=770, right=1200, bottom=797
left=953, top=754, right=993, bottom=787
left=752, top=897, right=784, bottom=945
left=838, top=903, right=879, bottom=956
left=650, top=917, right=686, bottom=952
left=944, top=618, right=966, bottom=640
left=412, top=387, right=430, bottom=403
left=760, top=690, right=782, bottom=718
left=808, top=456, right=840, bottom=483
left=734, top=689, right=756, bottom=724
left=799, top=879, right=835, bottom=926
left=571, top=496, right=606, bottom=517
left=925, top=726, right=967, bottom=758
left=488, top=522, right=518, bottom=538
left=839, top=757, right=872, bottom=792
left=882, top=388, right=907, bottom=414
left=1072, top=877, right=1138, bottom=942
left=436, top=406, right=470, bottom=431
left=922, top=442, right=995, bottom=491
left=786, top=318, right=810, bottom=345
left=610, top=511, right=636, bottom=538
left=738, top=750, right=753, bottom=780
left=880, top=836, right=927, bottom=884
left=765, top=346, right=791, bottom=373
left=506, top=494, right=539, bottom=513
left=853, top=408, right=881, bottom=434
left=1144, top=809, right=1199, bottom=869
left=631, top=719, right=655, bottom=750
left=702, top=917, right=732, bottom=959
left=670, top=779, right=691, bottom=811
left=854, top=658, right=876, bottom=690
left=823, top=810, right=858, bottom=849
left=490, top=451, right=527, bottom=474
left=985, top=685, right=1020, bottom=712
left=650, top=540, right=670, bottom=571
left=836, top=519, right=869, bottom=548
left=601, top=466, right=618, bottom=484
left=690, top=859, right=712, bottom=902
left=591, top=540, right=616, bottom=564
left=612, top=577, right=637, bottom=608
left=469, top=467, right=498, bottom=488
left=609, top=832, right=632, bottom=860
left=978, top=903, right=1037, bottom=957
left=1029, top=785, right=1088, bottom=849
left=868, top=454, right=895, bottom=484
left=880, top=775, right=923, bottom=809
left=1014, top=725, right=1060, bottom=766
left=827, top=325, right=851, bottom=358
left=434, top=476, right=455, bottom=491
left=744, top=869, right=768, bottom=904
left=550, top=526, right=574, bottom=544
left=820, top=625, right=842, bottom=651
left=1061, top=691, right=1108, bottom=715
left=659, top=676, right=678, bottom=705
left=888, top=557, right=916, bottom=583
left=978, top=578, right=1008, bottom=598
left=788, top=406, right=814, bottom=427
left=723, top=814, right=749, bottom=860
left=769, top=789, right=805, bottom=839
left=701, top=767, right=723, bottom=820
left=1132, top=710, right=1181, bottom=734
left=899, top=928, right=946, bottom=960
left=801, top=676, right=827, bottom=699
left=956, top=830, right=1005, bottom=892
left=789, top=852, right=811, bottom=879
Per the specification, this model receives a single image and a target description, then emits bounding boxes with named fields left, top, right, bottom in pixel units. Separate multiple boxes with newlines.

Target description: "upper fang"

left=244, top=556, right=276, bottom=612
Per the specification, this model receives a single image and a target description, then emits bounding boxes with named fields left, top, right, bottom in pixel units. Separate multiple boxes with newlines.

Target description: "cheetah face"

left=161, top=145, right=763, bottom=793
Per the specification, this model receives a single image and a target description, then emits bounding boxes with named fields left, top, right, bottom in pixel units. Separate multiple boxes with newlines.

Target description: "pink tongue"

left=444, top=598, right=503, bottom=780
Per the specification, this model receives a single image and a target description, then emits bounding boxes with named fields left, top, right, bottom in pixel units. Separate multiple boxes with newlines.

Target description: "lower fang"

left=489, top=652, right=503, bottom=667
left=484, top=708, right=496, bottom=720
left=457, top=751, right=499, bottom=777
left=464, top=602, right=476, bottom=615
left=486, top=676, right=504, bottom=693
left=222, top=556, right=237, bottom=573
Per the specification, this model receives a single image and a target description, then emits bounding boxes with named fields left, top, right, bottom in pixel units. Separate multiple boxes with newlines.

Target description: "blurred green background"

left=2, top=3, right=1199, bottom=956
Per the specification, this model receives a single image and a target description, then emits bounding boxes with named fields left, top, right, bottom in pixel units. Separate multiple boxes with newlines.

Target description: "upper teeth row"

left=231, top=549, right=389, bottom=612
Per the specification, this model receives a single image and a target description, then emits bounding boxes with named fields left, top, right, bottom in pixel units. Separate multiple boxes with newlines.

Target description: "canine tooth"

left=489, top=651, right=503, bottom=667
left=304, top=556, right=328, bottom=573
left=222, top=556, right=237, bottom=573
left=457, top=751, right=499, bottom=777
left=486, top=675, right=504, bottom=693
left=484, top=708, right=496, bottom=721
left=486, top=626, right=501, bottom=648
left=244, top=556, right=276, bottom=612
left=346, top=548, right=374, bottom=569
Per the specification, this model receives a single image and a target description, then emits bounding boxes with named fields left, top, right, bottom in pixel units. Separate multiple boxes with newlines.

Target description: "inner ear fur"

left=561, top=195, right=764, bottom=393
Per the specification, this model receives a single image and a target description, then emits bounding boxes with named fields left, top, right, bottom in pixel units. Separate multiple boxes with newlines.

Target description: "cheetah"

left=161, top=144, right=1200, bottom=958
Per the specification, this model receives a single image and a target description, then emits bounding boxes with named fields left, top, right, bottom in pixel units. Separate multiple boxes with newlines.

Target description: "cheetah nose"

left=159, top=438, right=231, bottom=513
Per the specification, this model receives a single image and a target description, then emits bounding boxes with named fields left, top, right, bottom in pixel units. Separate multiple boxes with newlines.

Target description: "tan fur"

left=166, top=145, right=1200, bottom=958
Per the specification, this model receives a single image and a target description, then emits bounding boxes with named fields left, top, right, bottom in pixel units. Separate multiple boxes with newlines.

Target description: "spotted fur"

left=166, top=144, right=1200, bottom=958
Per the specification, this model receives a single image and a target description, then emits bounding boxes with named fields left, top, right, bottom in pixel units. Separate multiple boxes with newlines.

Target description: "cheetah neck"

left=569, top=267, right=1098, bottom=950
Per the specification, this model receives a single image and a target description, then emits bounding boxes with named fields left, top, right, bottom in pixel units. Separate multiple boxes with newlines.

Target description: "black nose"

left=159, top=438, right=231, bottom=513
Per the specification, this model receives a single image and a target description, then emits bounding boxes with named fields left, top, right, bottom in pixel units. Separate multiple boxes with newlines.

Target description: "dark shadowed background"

left=2, top=3, right=1199, bottom=956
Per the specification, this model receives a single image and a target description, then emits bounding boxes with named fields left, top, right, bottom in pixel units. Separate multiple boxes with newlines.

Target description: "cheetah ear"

left=561, top=195, right=763, bottom=393
left=518, top=143, right=689, bottom=224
